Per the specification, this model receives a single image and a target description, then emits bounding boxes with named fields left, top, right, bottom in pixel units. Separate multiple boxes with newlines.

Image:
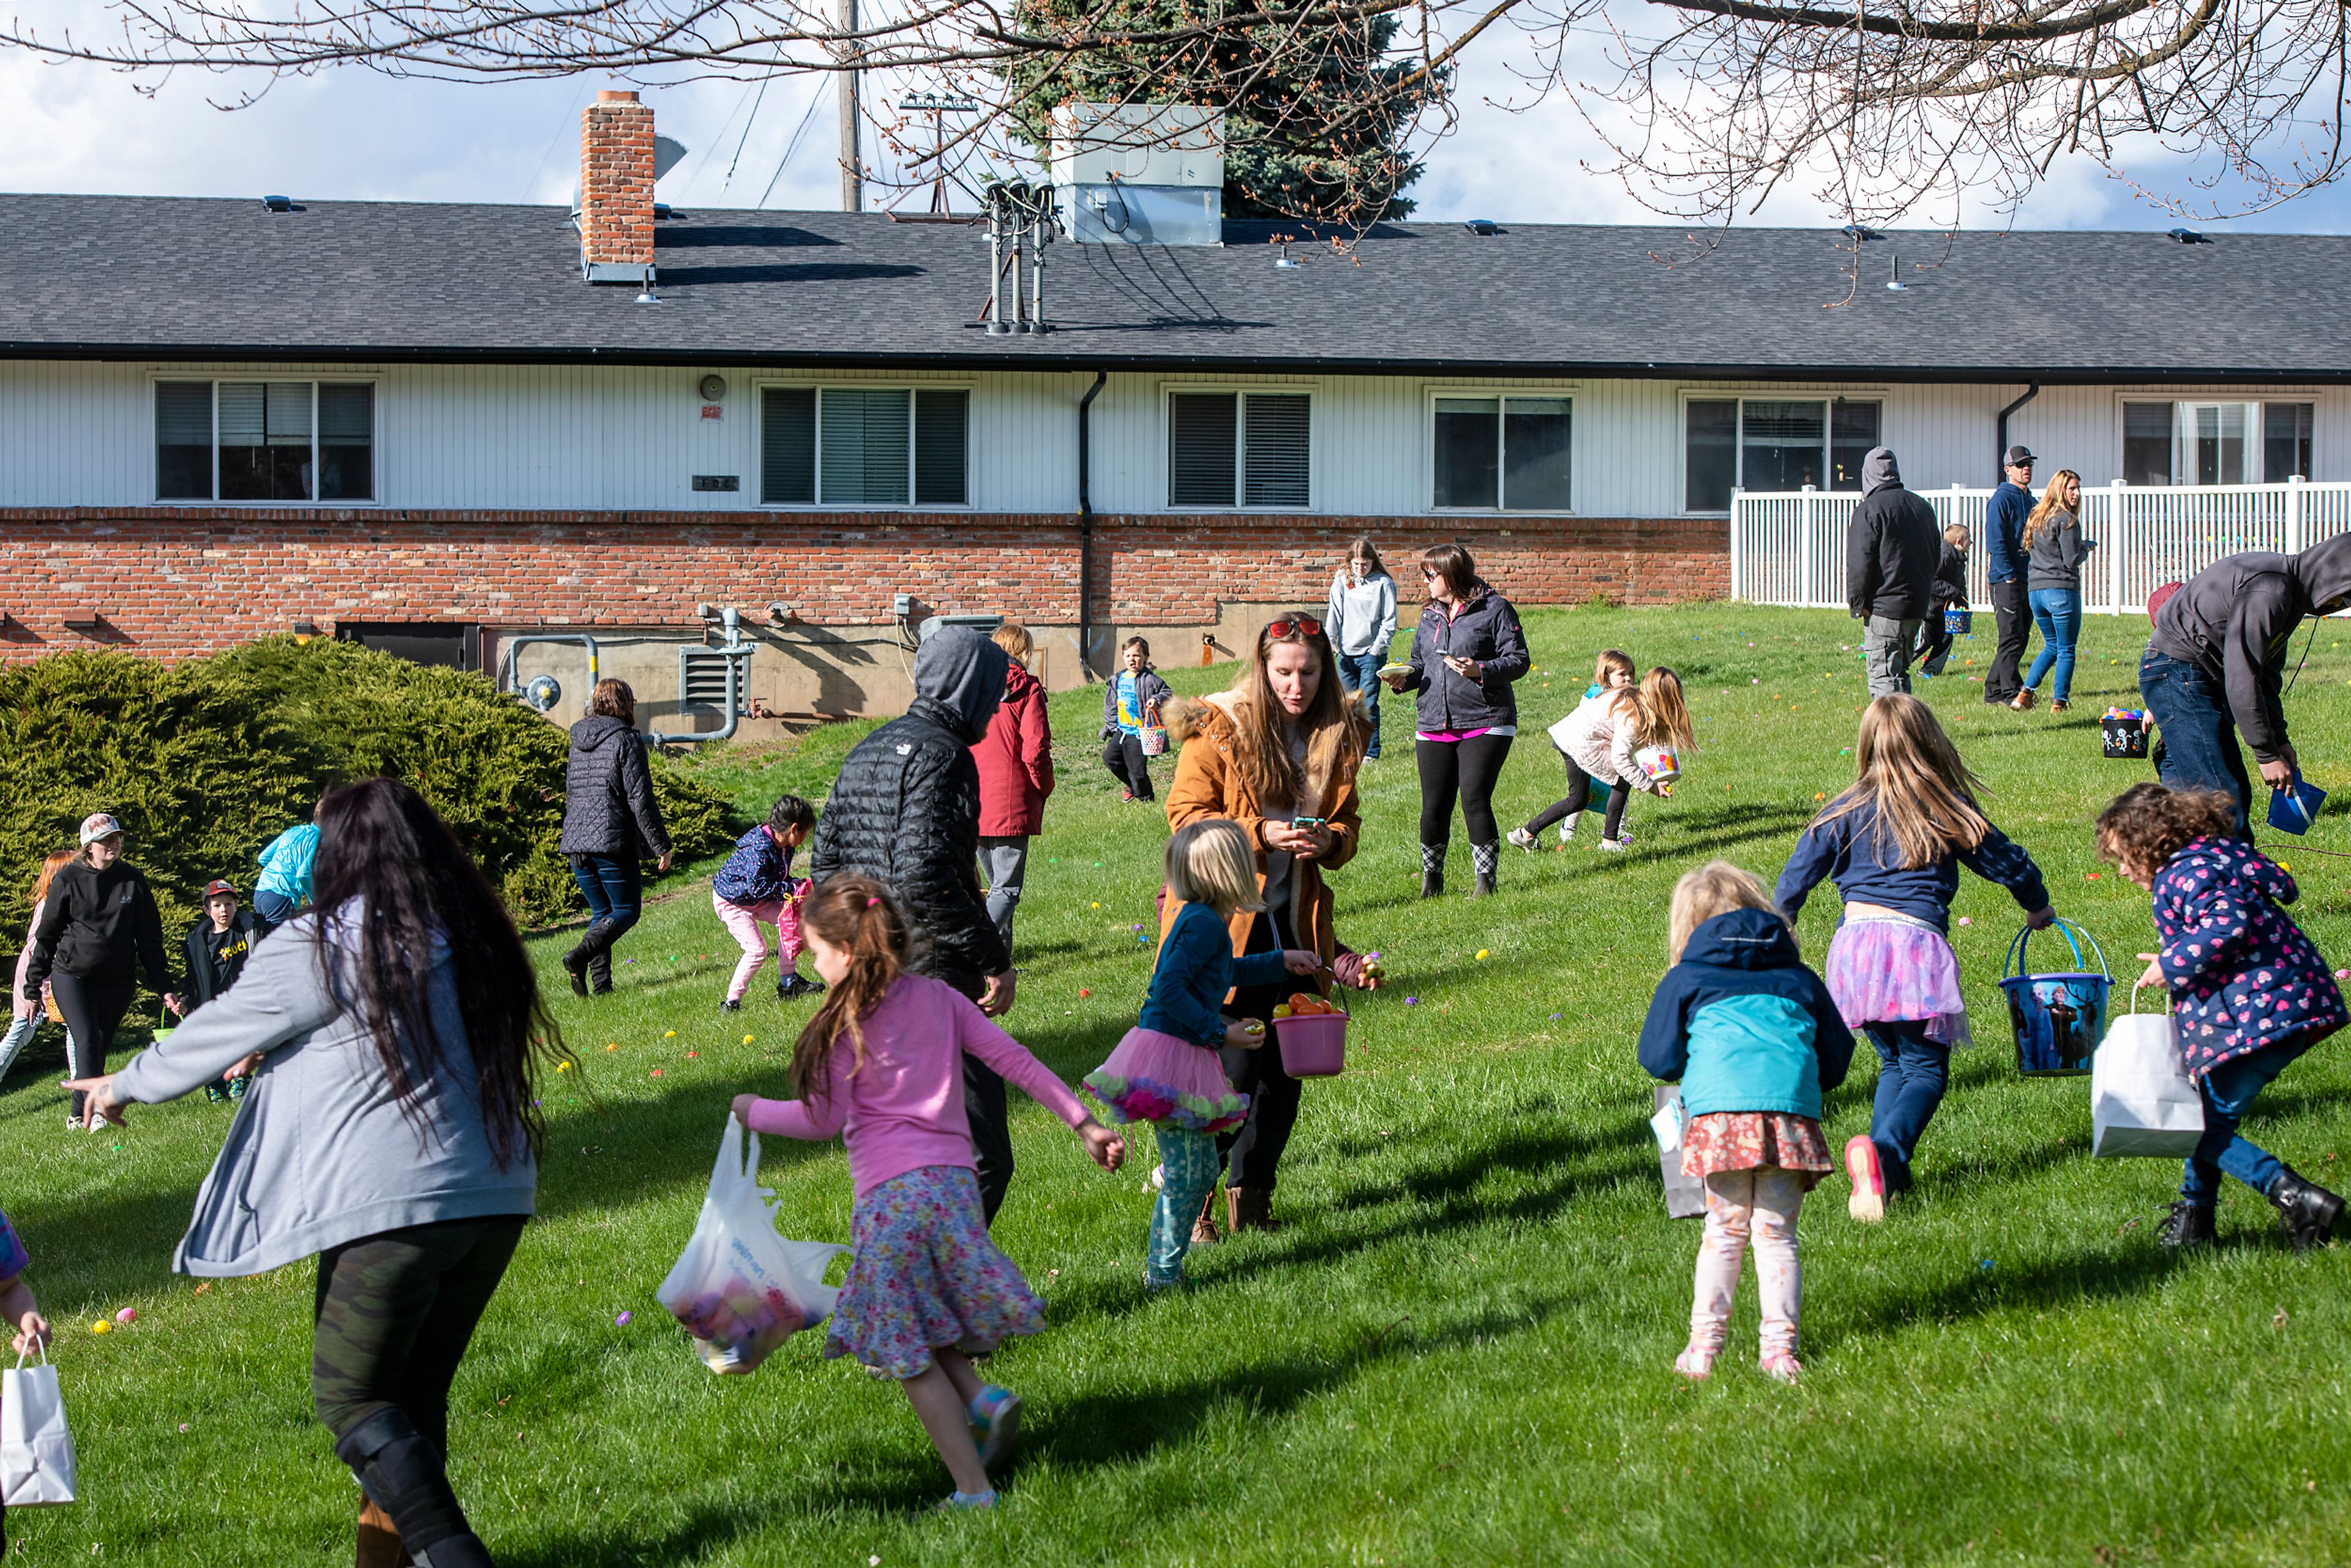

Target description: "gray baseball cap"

left=2004, top=445, right=2037, bottom=467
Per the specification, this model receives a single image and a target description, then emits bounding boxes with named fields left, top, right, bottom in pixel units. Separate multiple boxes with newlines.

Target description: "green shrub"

left=0, top=638, right=737, bottom=944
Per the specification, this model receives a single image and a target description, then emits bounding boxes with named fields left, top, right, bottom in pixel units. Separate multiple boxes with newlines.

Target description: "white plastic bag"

left=2, top=1346, right=77, bottom=1507
left=656, top=1117, right=849, bottom=1375
left=2091, top=991, right=2206, bottom=1158
left=1652, top=1086, right=1706, bottom=1220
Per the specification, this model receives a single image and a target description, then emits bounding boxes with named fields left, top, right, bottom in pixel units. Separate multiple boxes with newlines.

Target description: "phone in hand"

left=1290, top=816, right=1329, bottom=831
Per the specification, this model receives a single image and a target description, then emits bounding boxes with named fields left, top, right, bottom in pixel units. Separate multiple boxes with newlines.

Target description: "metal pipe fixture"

left=1996, top=383, right=2042, bottom=481
left=651, top=607, right=752, bottom=747
left=498, top=633, right=602, bottom=714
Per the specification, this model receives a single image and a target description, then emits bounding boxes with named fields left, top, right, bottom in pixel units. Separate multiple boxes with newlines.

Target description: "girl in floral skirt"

left=731, top=876, right=1126, bottom=1509
left=1085, top=819, right=1322, bottom=1289
left=1640, top=861, right=1853, bottom=1381
left=1774, top=696, right=2057, bottom=1220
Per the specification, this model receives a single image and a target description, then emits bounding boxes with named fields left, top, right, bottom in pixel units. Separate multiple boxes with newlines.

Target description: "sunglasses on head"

left=1264, top=616, right=1322, bottom=640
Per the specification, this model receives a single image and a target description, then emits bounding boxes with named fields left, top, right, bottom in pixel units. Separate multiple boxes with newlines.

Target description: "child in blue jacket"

left=2098, top=783, right=2348, bottom=1251
left=1641, top=860, right=1854, bottom=1383
left=712, top=795, right=821, bottom=1010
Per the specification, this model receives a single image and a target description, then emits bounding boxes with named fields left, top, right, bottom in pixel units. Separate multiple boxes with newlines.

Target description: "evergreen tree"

left=1005, top=0, right=1442, bottom=222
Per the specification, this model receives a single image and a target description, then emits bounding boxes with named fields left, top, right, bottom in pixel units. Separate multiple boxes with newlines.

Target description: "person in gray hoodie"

left=2141, top=533, right=2351, bottom=835
left=558, top=678, right=673, bottom=997
left=1325, top=537, right=1400, bottom=759
left=1844, top=448, right=1941, bottom=697
left=68, top=778, right=557, bottom=1568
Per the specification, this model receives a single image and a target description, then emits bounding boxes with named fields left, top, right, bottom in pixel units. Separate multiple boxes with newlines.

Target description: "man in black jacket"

left=1845, top=447, right=1941, bottom=697
left=2141, top=535, right=2351, bottom=835
left=809, top=626, right=1021, bottom=1218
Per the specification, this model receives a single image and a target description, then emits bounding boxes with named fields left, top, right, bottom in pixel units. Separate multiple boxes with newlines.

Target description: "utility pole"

left=837, top=0, right=862, bottom=212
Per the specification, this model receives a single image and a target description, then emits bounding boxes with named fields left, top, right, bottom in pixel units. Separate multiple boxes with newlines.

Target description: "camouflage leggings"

left=311, top=1217, right=527, bottom=1451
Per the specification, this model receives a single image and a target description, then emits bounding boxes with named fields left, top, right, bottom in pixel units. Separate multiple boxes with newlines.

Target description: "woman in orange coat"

left=1161, top=612, right=1365, bottom=1236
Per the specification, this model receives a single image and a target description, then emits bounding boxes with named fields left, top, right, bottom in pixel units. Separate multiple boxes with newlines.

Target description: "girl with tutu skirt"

left=731, top=876, right=1127, bottom=1509
left=1086, top=819, right=1322, bottom=1288
left=1774, top=696, right=2057, bottom=1221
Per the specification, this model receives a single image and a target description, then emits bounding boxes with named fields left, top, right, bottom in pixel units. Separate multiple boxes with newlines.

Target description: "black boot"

left=334, top=1409, right=495, bottom=1568
left=563, top=918, right=611, bottom=999
left=587, top=950, right=613, bottom=996
left=2267, top=1165, right=2345, bottom=1253
left=2158, top=1199, right=2215, bottom=1250
left=1471, top=841, right=1499, bottom=897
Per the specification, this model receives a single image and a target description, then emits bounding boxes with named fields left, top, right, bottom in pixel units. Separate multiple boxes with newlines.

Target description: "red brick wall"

left=579, top=90, right=656, bottom=269
left=0, top=509, right=1729, bottom=662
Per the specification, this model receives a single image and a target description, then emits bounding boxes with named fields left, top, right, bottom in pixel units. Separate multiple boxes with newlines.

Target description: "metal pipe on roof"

left=1996, top=383, right=2041, bottom=480
left=1076, top=368, right=1107, bottom=680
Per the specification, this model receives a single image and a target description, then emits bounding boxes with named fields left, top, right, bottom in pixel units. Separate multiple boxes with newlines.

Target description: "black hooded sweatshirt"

left=810, top=628, right=1012, bottom=996
left=23, top=858, right=170, bottom=996
left=2148, top=533, right=2351, bottom=762
left=1845, top=448, right=1940, bottom=622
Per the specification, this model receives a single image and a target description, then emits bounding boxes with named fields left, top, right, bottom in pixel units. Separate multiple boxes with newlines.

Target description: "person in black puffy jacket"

left=809, top=626, right=1021, bottom=1218
left=22, top=812, right=176, bottom=1129
left=1845, top=448, right=1940, bottom=697
left=558, top=680, right=673, bottom=997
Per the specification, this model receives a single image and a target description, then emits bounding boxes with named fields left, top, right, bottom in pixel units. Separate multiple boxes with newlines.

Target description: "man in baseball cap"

left=1983, top=446, right=2038, bottom=707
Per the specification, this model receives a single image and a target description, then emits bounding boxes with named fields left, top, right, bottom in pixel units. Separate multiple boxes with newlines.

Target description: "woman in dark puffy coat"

left=558, top=679, right=672, bottom=997
left=1383, top=544, right=1530, bottom=898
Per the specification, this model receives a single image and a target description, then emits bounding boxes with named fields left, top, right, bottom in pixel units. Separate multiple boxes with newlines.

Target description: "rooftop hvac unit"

left=1048, top=103, right=1226, bottom=246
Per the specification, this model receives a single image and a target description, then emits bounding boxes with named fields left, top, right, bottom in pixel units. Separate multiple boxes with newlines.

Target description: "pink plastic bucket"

left=1275, top=1011, right=1348, bottom=1078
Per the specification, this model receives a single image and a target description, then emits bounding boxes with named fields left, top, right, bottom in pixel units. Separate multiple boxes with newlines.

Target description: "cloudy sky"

left=2, top=24, right=2345, bottom=234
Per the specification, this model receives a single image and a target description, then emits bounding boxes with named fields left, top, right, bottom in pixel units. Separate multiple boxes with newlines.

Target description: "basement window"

left=759, top=386, right=969, bottom=506
left=156, top=380, right=375, bottom=502
left=1168, top=391, right=1311, bottom=509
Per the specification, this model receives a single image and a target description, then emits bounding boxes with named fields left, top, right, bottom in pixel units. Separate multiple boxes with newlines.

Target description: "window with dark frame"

left=2265, top=402, right=2314, bottom=482
left=1168, top=391, right=1311, bottom=509
left=758, top=385, right=969, bottom=508
left=155, top=380, right=373, bottom=502
left=2122, top=402, right=2173, bottom=486
left=1432, top=395, right=1572, bottom=511
left=1682, top=396, right=1881, bottom=510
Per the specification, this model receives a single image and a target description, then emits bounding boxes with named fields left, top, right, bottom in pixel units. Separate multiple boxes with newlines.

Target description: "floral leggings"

left=1689, top=1168, right=1805, bottom=1361
left=1148, top=1125, right=1221, bottom=1286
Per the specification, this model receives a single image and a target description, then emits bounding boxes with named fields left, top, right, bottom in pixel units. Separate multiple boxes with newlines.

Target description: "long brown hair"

left=1346, top=536, right=1387, bottom=579
left=2020, top=470, right=2081, bottom=552
left=788, top=875, right=916, bottom=1101
left=1226, top=615, right=1358, bottom=812
left=1630, top=667, right=1695, bottom=749
left=1812, top=695, right=1992, bottom=869
left=30, top=849, right=75, bottom=906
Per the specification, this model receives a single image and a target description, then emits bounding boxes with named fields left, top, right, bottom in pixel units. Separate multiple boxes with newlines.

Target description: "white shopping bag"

left=2, top=1346, right=77, bottom=1507
left=656, top=1117, right=849, bottom=1375
left=2091, top=992, right=2206, bottom=1158
left=1652, top=1086, right=1706, bottom=1220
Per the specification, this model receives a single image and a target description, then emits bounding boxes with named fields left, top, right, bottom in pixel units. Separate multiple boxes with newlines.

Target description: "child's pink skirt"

left=1084, top=1026, right=1249, bottom=1132
left=1824, top=911, right=1975, bottom=1046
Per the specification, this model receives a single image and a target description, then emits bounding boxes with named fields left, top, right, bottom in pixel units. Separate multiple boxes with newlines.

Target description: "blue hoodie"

left=1638, top=909, right=1854, bottom=1119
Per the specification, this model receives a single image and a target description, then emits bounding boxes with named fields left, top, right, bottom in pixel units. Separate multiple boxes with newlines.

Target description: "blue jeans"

left=1147, top=1123, right=1222, bottom=1285
left=252, top=888, right=300, bottom=931
left=1337, top=647, right=1384, bottom=756
left=571, top=853, right=643, bottom=934
left=2180, top=1032, right=2319, bottom=1203
left=2139, top=649, right=2253, bottom=836
left=1865, top=1020, right=1950, bottom=1190
left=2023, top=588, right=2080, bottom=702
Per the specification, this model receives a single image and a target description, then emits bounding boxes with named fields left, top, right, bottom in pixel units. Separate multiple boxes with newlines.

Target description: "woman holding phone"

left=1384, top=544, right=1531, bottom=897
left=1161, top=613, right=1365, bottom=1236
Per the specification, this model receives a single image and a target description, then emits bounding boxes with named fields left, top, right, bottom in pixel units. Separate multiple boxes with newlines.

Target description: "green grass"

left=9, top=603, right=2351, bottom=1566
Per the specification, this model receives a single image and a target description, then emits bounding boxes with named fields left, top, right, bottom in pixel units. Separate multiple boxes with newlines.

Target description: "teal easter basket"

left=2000, top=918, right=2110, bottom=1078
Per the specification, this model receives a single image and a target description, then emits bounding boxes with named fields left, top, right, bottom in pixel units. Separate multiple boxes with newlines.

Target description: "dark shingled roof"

left=1, top=193, right=2344, bottom=381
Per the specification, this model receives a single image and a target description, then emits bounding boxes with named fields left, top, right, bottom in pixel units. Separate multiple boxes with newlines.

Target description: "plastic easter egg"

left=115, top=1307, right=137, bottom=1325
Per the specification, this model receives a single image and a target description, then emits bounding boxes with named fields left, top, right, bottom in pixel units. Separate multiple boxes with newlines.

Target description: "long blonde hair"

left=1605, top=667, right=1695, bottom=751
left=2020, top=470, right=2081, bottom=552
left=1669, top=860, right=1783, bottom=964
left=1226, top=616, right=1358, bottom=812
left=1812, top=695, right=1991, bottom=868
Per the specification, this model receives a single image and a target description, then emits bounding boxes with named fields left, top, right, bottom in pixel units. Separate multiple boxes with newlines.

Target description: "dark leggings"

left=313, top=1216, right=527, bottom=1452
left=1525, top=749, right=1629, bottom=838
left=1103, top=732, right=1153, bottom=799
left=51, top=969, right=135, bottom=1122
left=1218, top=909, right=1303, bottom=1192
left=1416, top=733, right=1514, bottom=847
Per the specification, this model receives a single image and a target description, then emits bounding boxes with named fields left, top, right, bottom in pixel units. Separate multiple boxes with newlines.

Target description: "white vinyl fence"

left=1728, top=478, right=2351, bottom=613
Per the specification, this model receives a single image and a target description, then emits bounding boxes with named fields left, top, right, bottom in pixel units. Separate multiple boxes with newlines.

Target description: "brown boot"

left=356, top=1501, right=413, bottom=1568
left=1227, top=1186, right=1282, bottom=1234
left=1190, top=1189, right=1220, bottom=1248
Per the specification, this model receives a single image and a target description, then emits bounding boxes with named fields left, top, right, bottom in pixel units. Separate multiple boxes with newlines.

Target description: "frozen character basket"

left=2000, top=919, right=2111, bottom=1078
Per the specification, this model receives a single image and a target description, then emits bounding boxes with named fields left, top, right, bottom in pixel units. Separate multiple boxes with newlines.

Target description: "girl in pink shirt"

left=730, top=875, right=1125, bottom=1509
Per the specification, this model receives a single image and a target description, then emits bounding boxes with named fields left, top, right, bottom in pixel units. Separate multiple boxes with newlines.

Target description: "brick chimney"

left=579, top=89, right=656, bottom=282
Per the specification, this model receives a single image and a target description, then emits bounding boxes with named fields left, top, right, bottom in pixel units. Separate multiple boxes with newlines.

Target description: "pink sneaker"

left=1760, top=1352, right=1804, bottom=1384
left=1845, top=1135, right=1886, bottom=1223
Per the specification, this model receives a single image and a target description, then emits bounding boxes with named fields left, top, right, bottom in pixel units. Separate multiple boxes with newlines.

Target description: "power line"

left=760, top=84, right=828, bottom=208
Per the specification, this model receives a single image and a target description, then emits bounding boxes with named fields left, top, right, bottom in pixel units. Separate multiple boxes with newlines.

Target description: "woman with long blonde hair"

left=2017, top=467, right=2091, bottom=712
left=1162, top=613, right=1365, bottom=1234
left=1774, top=696, right=2058, bottom=1220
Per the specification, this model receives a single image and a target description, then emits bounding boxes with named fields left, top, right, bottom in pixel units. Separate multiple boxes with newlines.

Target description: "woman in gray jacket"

left=69, top=778, right=564, bottom=1568
left=2017, top=468, right=2093, bottom=713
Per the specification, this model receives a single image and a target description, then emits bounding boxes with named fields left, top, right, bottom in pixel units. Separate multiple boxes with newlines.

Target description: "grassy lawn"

left=7, top=602, right=2351, bottom=1566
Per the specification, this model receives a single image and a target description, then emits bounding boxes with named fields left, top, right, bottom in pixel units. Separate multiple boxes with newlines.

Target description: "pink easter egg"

left=114, top=1307, right=137, bottom=1325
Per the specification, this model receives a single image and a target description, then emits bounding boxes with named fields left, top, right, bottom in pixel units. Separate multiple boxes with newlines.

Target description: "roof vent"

left=1842, top=223, right=1877, bottom=241
left=2170, top=227, right=2213, bottom=244
left=261, top=194, right=293, bottom=213
left=1463, top=219, right=1499, bottom=236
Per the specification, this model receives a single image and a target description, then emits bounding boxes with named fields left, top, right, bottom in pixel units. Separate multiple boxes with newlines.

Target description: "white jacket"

left=1547, top=691, right=1662, bottom=793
